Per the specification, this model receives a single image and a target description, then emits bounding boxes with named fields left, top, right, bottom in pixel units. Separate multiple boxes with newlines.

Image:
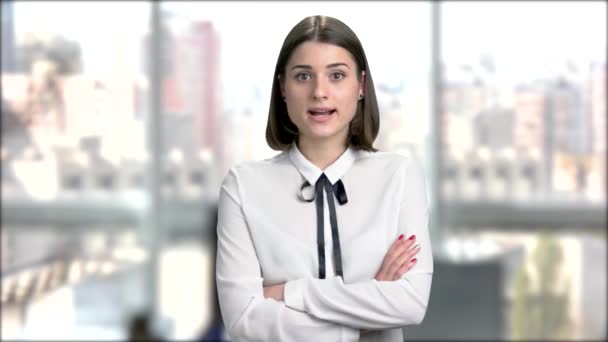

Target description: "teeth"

left=310, top=110, right=334, bottom=115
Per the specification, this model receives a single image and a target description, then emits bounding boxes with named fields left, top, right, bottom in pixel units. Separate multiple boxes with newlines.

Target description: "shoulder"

left=354, top=149, right=422, bottom=176
left=222, top=151, right=290, bottom=185
left=231, top=151, right=289, bottom=174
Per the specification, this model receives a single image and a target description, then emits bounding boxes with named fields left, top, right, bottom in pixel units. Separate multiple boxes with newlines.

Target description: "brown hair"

left=265, top=15, right=380, bottom=152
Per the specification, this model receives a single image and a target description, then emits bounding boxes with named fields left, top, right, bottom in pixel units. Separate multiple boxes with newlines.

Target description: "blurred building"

left=513, top=85, right=545, bottom=153
left=589, top=62, right=606, bottom=154
left=141, top=18, right=225, bottom=191
left=191, top=22, right=222, bottom=153
left=549, top=80, right=589, bottom=155
left=442, top=82, right=486, bottom=156
left=474, top=107, right=514, bottom=149
left=1, top=1, right=16, bottom=73
left=586, top=62, right=607, bottom=199
left=547, top=76, right=595, bottom=194
left=151, top=19, right=222, bottom=156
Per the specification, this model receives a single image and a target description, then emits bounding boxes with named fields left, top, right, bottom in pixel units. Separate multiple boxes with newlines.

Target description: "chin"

left=302, top=129, right=346, bottom=142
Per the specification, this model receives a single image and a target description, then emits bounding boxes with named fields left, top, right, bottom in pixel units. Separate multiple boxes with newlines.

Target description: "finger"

left=376, top=261, right=392, bottom=281
left=391, top=250, right=420, bottom=281
left=375, top=268, right=386, bottom=281
left=375, top=235, right=403, bottom=279
left=376, top=234, right=416, bottom=280
left=382, top=235, right=416, bottom=270
left=393, top=257, right=418, bottom=281
left=387, top=244, right=420, bottom=279
left=387, top=244, right=420, bottom=280
left=377, top=235, right=416, bottom=279
left=376, top=235, right=407, bottom=279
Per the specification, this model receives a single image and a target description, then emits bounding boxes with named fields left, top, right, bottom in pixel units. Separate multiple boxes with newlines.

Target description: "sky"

left=11, top=1, right=607, bottom=111
left=14, top=1, right=605, bottom=62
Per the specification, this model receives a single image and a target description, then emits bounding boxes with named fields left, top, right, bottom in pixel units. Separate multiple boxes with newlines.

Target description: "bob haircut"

left=265, top=15, right=380, bottom=152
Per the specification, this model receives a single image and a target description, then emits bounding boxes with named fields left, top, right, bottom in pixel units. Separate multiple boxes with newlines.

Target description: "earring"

left=282, top=96, right=286, bottom=102
left=358, top=94, right=364, bottom=100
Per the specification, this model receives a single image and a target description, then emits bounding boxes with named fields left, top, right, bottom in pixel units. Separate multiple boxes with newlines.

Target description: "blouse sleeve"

left=283, top=158, right=433, bottom=330
left=216, top=168, right=360, bottom=342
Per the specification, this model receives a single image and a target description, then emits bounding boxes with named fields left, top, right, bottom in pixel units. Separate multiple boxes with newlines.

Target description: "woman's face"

left=280, top=41, right=364, bottom=146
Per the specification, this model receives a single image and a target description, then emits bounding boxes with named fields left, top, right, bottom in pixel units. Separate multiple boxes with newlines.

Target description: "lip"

left=307, top=107, right=336, bottom=122
left=308, top=106, right=335, bottom=113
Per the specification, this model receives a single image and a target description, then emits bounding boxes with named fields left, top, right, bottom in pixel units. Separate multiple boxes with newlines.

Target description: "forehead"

left=286, top=41, right=357, bottom=68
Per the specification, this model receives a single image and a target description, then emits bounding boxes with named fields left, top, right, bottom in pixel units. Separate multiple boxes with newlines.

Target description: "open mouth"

left=308, top=109, right=336, bottom=116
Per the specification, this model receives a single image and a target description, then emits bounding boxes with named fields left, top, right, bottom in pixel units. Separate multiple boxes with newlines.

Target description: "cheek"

left=338, top=91, right=359, bottom=113
left=285, top=87, right=308, bottom=107
left=337, top=83, right=359, bottom=101
left=285, top=104, right=297, bottom=124
left=285, top=100, right=305, bottom=126
left=285, top=97, right=304, bottom=113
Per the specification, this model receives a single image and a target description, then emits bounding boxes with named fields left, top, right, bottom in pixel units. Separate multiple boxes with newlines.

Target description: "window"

left=1, top=1, right=604, bottom=340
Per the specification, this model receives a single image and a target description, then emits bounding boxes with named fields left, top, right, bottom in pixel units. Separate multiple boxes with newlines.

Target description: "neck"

left=297, top=137, right=349, bottom=171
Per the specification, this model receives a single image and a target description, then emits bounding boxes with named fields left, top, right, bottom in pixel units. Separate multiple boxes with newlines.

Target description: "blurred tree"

left=21, top=59, right=65, bottom=131
left=8, top=32, right=79, bottom=157
left=15, top=32, right=82, bottom=75
left=510, top=233, right=574, bottom=340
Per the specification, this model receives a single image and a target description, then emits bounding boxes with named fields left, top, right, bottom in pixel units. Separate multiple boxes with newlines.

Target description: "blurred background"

left=1, top=1, right=606, bottom=340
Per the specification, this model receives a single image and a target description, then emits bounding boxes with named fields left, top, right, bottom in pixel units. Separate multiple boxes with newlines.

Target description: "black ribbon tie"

left=300, top=174, right=348, bottom=279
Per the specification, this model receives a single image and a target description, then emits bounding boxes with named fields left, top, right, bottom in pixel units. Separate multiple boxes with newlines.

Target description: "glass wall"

left=433, top=2, right=606, bottom=341
left=2, top=1, right=152, bottom=340
left=2, top=1, right=605, bottom=340
left=440, top=2, right=606, bottom=204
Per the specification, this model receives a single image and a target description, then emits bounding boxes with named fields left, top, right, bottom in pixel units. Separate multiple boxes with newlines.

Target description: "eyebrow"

left=290, top=63, right=351, bottom=71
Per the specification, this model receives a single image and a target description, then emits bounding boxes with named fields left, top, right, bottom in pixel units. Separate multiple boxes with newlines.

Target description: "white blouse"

left=216, top=143, right=433, bottom=342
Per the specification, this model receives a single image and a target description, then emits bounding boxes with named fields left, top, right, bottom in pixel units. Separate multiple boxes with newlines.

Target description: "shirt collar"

left=288, top=143, right=357, bottom=185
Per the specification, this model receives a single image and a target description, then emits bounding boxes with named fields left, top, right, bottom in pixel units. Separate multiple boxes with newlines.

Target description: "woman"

left=216, top=15, right=432, bottom=341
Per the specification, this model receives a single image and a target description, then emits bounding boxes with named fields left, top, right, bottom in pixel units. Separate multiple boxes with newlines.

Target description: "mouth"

left=308, top=108, right=336, bottom=117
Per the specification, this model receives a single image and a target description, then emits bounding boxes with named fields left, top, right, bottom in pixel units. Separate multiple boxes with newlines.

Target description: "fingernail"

left=411, top=258, right=417, bottom=263
left=398, top=234, right=404, bottom=240
left=409, top=235, right=416, bottom=241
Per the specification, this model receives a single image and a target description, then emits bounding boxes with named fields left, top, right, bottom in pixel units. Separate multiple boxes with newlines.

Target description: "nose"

left=312, top=78, right=329, bottom=100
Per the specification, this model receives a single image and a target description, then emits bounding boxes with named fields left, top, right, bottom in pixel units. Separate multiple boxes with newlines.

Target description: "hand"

left=375, top=234, right=420, bottom=281
left=263, top=283, right=285, bottom=301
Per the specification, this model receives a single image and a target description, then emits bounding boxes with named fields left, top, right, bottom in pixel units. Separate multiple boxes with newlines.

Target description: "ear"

left=359, top=70, right=366, bottom=96
left=278, top=74, right=285, bottom=97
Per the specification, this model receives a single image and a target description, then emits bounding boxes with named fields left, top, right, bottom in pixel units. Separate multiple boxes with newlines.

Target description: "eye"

left=330, top=72, right=346, bottom=81
left=295, top=73, right=311, bottom=81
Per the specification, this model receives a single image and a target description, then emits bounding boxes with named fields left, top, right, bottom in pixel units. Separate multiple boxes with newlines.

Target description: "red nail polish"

left=409, top=235, right=416, bottom=241
left=398, top=234, right=404, bottom=240
left=411, top=258, right=417, bottom=263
